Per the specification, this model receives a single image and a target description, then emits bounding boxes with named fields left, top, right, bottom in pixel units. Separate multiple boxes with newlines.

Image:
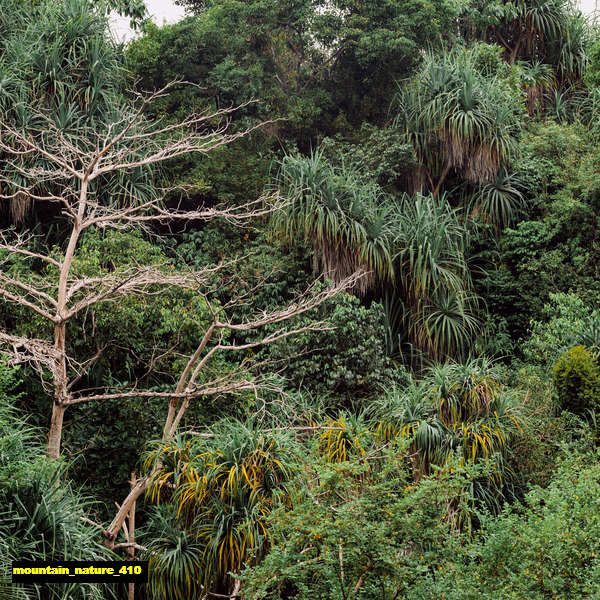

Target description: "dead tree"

left=0, top=82, right=358, bottom=471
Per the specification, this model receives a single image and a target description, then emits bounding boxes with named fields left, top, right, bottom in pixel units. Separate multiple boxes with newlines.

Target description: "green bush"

left=0, top=364, right=115, bottom=600
left=552, top=345, right=600, bottom=416
left=523, top=292, right=596, bottom=369
left=267, top=291, right=397, bottom=400
left=585, top=38, right=600, bottom=89
left=416, top=450, right=600, bottom=599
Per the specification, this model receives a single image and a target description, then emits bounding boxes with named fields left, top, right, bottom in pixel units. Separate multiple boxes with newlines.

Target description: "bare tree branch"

left=0, top=80, right=361, bottom=555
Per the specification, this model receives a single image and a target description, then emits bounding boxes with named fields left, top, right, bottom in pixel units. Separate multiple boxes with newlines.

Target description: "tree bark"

left=48, top=320, right=69, bottom=459
left=104, top=476, right=148, bottom=548
left=47, top=402, right=66, bottom=460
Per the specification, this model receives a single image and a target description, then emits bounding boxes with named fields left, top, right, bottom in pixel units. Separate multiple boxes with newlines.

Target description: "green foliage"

left=326, top=0, right=462, bottom=123
left=523, top=292, right=597, bottom=368
left=143, top=420, right=297, bottom=595
left=319, top=124, right=417, bottom=194
left=240, top=448, right=473, bottom=600
left=0, top=374, right=115, bottom=599
left=271, top=150, right=396, bottom=294
left=125, top=16, right=275, bottom=206
left=269, top=291, right=396, bottom=399
left=479, top=120, right=600, bottom=346
left=423, top=450, right=600, bottom=599
left=67, top=229, right=212, bottom=385
left=242, top=437, right=600, bottom=600
left=553, top=345, right=600, bottom=416
left=169, top=0, right=461, bottom=126
left=508, top=364, right=596, bottom=491
left=174, top=226, right=313, bottom=324
left=127, top=4, right=332, bottom=142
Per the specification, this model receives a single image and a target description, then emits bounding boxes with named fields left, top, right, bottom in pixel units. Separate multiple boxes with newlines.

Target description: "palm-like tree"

left=271, top=146, right=482, bottom=360
left=145, top=514, right=204, bottom=600
left=271, top=150, right=397, bottom=295
left=370, top=358, right=523, bottom=512
left=372, top=382, right=447, bottom=479
left=461, top=0, right=589, bottom=82
left=0, top=386, right=115, bottom=600
left=395, top=49, right=520, bottom=197
left=319, top=412, right=373, bottom=464
left=510, top=0, right=589, bottom=82
left=510, top=0, right=567, bottom=62
left=394, top=193, right=480, bottom=360
left=416, top=290, right=481, bottom=360
left=470, top=167, right=527, bottom=231
left=519, top=60, right=554, bottom=115
left=143, top=420, right=297, bottom=596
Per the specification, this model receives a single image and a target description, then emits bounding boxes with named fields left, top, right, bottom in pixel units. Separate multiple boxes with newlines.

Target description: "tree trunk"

left=104, top=477, right=149, bottom=548
left=433, top=162, right=452, bottom=199
left=46, top=183, right=86, bottom=458
left=47, top=402, right=66, bottom=460
left=48, top=320, right=68, bottom=459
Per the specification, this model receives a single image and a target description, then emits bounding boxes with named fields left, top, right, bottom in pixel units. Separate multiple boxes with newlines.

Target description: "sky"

left=580, top=0, right=598, bottom=15
left=110, top=0, right=186, bottom=43
left=111, top=0, right=598, bottom=43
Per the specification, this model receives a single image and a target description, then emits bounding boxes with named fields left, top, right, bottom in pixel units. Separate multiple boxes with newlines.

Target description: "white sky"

left=110, top=0, right=186, bottom=43
left=111, top=0, right=598, bottom=43
left=580, top=0, right=599, bottom=15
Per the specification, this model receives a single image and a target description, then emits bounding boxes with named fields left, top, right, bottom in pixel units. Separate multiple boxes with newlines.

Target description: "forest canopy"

left=2, top=0, right=600, bottom=599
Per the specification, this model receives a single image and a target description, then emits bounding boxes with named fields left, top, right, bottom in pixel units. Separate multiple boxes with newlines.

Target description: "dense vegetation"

left=2, top=0, right=600, bottom=598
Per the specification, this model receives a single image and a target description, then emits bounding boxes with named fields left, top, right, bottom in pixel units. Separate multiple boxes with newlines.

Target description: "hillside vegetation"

left=2, top=0, right=600, bottom=598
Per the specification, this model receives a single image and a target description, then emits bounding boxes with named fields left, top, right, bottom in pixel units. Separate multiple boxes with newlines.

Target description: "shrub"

left=552, top=345, right=600, bottom=416
left=267, top=291, right=397, bottom=400
left=0, top=364, right=115, bottom=599
left=585, top=38, right=600, bottom=89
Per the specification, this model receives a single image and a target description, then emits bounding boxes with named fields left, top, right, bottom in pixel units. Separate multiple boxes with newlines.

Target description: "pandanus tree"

left=271, top=150, right=397, bottom=295
left=498, top=0, right=589, bottom=81
left=0, top=0, right=140, bottom=224
left=371, top=358, right=523, bottom=525
left=395, top=49, right=520, bottom=198
left=519, top=60, right=554, bottom=115
left=505, top=0, right=570, bottom=63
left=395, top=194, right=480, bottom=361
left=142, top=421, right=296, bottom=598
left=546, top=8, right=591, bottom=84
left=459, top=0, right=589, bottom=79
left=315, top=358, right=524, bottom=527
left=469, top=167, right=527, bottom=231
left=272, top=148, right=480, bottom=360
left=0, top=372, right=116, bottom=600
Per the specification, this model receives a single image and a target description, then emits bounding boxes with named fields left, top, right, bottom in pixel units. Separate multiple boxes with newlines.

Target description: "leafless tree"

left=0, top=81, right=361, bottom=531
